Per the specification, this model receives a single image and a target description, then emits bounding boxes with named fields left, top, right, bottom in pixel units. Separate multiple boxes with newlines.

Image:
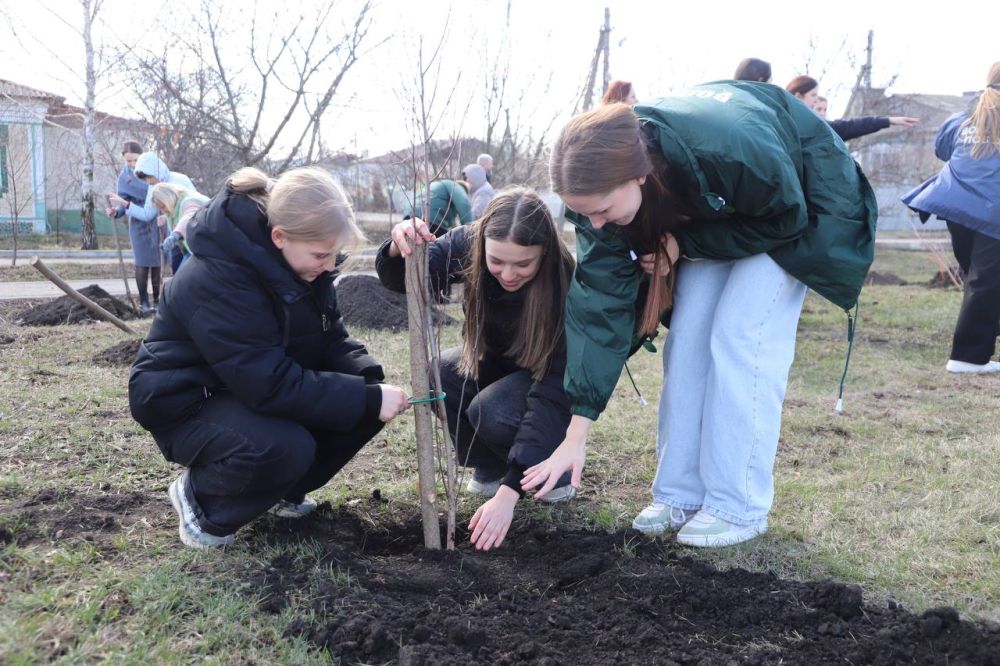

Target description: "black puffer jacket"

left=375, top=224, right=571, bottom=486
left=129, top=187, right=384, bottom=432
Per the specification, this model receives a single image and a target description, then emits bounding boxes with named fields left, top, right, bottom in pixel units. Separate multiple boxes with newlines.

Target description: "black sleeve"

left=828, top=116, right=891, bottom=141
left=374, top=225, right=473, bottom=295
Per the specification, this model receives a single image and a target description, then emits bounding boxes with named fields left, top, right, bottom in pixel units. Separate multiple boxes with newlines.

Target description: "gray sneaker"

left=168, top=471, right=234, bottom=549
left=269, top=496, right=318, bottom=519
left=632, top=502, right=697, bottom=534
left=537, top=485, right=577, bottom=504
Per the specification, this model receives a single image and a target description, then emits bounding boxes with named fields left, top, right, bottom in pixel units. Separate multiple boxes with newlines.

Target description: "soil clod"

left=16, top=285, right=137, bottom=326
left=336, top=275, right=455, bottom=331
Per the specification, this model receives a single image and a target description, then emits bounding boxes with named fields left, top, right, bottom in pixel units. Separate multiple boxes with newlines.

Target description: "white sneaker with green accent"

left=946, top=359, right=1000, bottom=374
left=631, top=502, right=696, bottom=534
left=676, top=510, right=767, bottom=547
left=269, top=495, right=318, bottom=519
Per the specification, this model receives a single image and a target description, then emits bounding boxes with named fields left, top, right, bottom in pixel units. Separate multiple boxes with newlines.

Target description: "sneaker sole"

left=677, top=521, right=768, bottom=548
left=538, top=487, right=576, bottom=504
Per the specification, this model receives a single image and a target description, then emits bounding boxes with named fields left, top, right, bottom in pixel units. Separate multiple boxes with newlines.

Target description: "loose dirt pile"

left=865, top=271, right=908, bottom=286
left=16, top=285, right=136, bottom=326
left=242, top=504, right=1000, bottom=665
left=92, top=338, right=142, bottom=367
left=336, top=275, right=455, bottom=331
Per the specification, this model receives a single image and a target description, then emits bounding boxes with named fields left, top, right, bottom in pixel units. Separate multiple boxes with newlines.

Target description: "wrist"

left=388, top=240, right=401, bottom=258
left=493, top=485, right=520, bottom=505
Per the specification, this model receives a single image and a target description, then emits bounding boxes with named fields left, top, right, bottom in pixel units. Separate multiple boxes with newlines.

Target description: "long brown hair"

left=965, top=61, right=1000, bottom=159
left=785, top=75, right=818, bottom=98
left=549, top=103, right=684, bottom=336
left=460, top=188, right=575, bottom=381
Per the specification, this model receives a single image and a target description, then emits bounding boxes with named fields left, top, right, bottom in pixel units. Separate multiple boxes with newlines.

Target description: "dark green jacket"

left=565, top=81, right=877, bottom=420
left=405, top=180, right=473, bottom=235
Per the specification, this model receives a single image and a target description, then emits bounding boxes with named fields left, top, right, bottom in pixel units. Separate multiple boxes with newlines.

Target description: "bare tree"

left=0, top=124, right=36, bottom=265
left=79, top=0, right=101, bottom=249
left=124, top=0, right=378, bottom=183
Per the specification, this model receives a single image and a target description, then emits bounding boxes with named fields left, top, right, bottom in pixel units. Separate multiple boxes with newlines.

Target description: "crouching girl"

left=130, top=167, right=411, bottom=549
left=376, top=188, right=575, bottom=551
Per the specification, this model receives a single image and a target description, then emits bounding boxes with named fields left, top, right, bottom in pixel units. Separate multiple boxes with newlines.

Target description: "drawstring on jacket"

left=624, top=361, right=649, bottom=407
left=834, top=303, right=859, bottom=413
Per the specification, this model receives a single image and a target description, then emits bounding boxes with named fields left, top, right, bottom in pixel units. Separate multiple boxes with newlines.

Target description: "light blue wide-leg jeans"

left=652, top=253, right=807, bottom=525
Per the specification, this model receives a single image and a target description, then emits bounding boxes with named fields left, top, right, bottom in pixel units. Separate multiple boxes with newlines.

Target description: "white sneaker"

left=631, top=502, right=697, bottom=534
left=537, top=485, right=576, bottom=504
left=168, top=471, right=235, bottom=549
left=946, top=359, right=1000, bottom=374
left=676, top=510, right=767, bottom=548
left=269, top=495, right=318, bottom=519
left=466, top=477, right=501, bottom=497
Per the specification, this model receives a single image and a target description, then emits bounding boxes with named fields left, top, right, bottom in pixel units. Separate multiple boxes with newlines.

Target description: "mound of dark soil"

left=928, top=267, right=964, bottom=289
left=336, top=274, right=455, bottom=331
left=16, top=285, right=136, bottom=326
left=865, top=271, right=908, bottom=286
left=93, top=338, right=142, bottom=367
left=244, top=505, right=1000, bottom=665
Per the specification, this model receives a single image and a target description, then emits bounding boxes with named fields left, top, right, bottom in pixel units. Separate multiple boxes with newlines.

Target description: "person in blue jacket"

left=105, top=141, right=158, bottom=312
left=376, top=188, right=577, bottom=551
left=129, top=166, right=412, bottom=549
left=903, top=62, right=1000, bottom=373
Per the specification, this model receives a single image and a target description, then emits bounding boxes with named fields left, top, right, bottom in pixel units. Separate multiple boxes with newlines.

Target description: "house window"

left=0, top=124, right=9, bottom=198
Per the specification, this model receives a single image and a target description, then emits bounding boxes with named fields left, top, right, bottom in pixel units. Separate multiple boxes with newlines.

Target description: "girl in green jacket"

left=525, top=81, right=876, bottom=548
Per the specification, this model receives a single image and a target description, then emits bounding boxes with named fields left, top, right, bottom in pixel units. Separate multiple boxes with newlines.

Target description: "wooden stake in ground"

left=30, top=257, right=137, bottom=335
left=105, top=197, right=137, bottom=311
left=404, top=242, right=442, bottom=550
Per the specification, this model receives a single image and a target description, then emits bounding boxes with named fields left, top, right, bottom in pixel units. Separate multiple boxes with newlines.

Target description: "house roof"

left=0, top=78, right=62, bottom=103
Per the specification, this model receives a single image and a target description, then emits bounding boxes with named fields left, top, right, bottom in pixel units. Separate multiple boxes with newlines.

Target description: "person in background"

left=464, top=163, right=496, bottom=218
left=405, top=178, right=473, bottom=237
left=786, top=75, right=919, bottom=140
left=733, top=57, right=772, bottom=83
left=151, top=182, right=209, bottom=273
left=105, top=141, right=158, bottom=313
left=602, top=79, right=638, bottom=105
left=376, top=188, right=577, bottom=551
left=902, top=61, right=1000, bottom=374
left=533, top=82, right=876, bottom=547
left=477, top=153, right=495, bottom=184
left=814, top=96, right=830, bottom=118
left=129, top=166, right=410, bottom=549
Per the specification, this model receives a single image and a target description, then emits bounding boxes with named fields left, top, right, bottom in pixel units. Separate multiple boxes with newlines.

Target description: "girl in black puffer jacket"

left=130, top=167, right=411, bottom=549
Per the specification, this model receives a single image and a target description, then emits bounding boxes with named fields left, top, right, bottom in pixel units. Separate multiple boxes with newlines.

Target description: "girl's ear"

left=271, top=227, right=285, bottom=249
left=637, top=175, right=647, bottom=186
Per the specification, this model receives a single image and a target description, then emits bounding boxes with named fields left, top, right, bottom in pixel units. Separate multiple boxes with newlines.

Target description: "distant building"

left=0, top=78, right=149, bottom=235
left=843, top=86, right=976, bottom=231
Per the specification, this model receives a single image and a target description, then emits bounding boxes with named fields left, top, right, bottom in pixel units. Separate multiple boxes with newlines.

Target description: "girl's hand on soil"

left=638, top=233, right=680, bottom=276
left=389, top=219, right=436, bottom=258
left=522, top=416, right=592, bottom=499
left=469, top=485, right=519, bottom=551
left=378, top=384, right=411, bottom=422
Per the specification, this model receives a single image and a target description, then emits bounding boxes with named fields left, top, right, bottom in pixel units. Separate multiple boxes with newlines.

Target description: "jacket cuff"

left=570, top=405, right=600, bottom=421
left=501, top=463, right=527, bottom=498
left=365, top=385, right=383, bottom=420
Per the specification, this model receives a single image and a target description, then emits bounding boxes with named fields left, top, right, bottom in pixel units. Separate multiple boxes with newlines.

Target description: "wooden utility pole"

left=404, top=241, right=442, bottom=550
left=577, top=8, right=612, bottom=113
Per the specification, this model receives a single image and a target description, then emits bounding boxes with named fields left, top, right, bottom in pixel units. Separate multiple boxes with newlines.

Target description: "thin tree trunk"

left=79, top=0, right=98, bottom=250
left=405, top=241, right=441, bottom=550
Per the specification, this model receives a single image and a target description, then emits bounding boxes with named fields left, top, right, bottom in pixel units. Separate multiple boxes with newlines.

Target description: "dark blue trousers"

left=152, top=393, right=383, bottom=536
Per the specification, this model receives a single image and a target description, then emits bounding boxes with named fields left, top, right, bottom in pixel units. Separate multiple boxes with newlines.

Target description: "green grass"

left=0, top=247, right=997, bottom=662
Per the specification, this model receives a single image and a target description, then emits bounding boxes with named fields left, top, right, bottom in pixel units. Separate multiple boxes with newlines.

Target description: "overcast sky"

left=2, top=0, right=997, bottom=157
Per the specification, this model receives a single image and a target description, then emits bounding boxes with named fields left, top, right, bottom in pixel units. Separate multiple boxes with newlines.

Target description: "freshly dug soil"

left=927, top=267, right=964, bottom=289
left=336, top=274, right=455, bottom=331
left=244, top=504, right=1000, bottom=665
left=865, top=271, right=907, bottom=286
left=93, top=338, right=142, bottom=367
left=16, top=285, right=136, bottom=326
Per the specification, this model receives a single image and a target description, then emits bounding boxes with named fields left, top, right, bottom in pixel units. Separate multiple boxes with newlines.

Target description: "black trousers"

left=438, top=347, right=532, bottom=480
left=947, top=221, right=1000, bottom=364
left=152, top=393, right=383, bottom=536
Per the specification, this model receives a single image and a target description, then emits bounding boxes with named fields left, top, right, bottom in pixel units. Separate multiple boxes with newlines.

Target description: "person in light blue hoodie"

left=130, top=152, right=197, bottom=279
left=105, top=141, right=159, bottom=312
left=902, top=62, right=1000, bottom=374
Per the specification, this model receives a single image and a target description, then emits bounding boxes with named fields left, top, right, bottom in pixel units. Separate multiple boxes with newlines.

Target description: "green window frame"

left=0, top=124, right=9, bottom=198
